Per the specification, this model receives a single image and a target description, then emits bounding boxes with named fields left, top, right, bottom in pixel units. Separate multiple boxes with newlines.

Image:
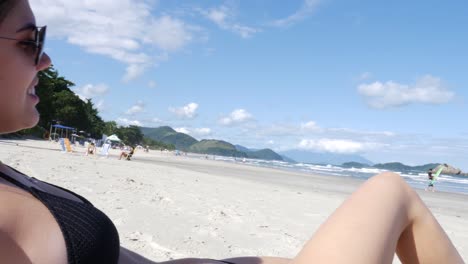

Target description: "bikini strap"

left=0, top=168, right=34, bottom=192
left=0, top=166, right=92, bottom=205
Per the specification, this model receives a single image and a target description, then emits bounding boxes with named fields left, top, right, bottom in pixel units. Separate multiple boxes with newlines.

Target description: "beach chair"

left=100, top=143, right=111, bottom=158
left=59, top=138, right=66, bottom=152
left=64, top=138, right=73, bottom=152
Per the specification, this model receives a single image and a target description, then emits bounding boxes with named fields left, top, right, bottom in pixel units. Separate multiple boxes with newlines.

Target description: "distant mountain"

left=372, top=162, right=414, bottom=171
left=280, top=150, right=373, bottom=165
left=141, top=126, right=198, bottom=151
left=234, top=145, right=252, bottom=152
left=372, top=162, right=443, bottom=172
left=281, top=155, right=296, bottom=163
left=246, top=149, right=283, bottom=161
left=141, top=127, right=285, bottom=161
left=341, top=162, right=369, bottom=168
left=235, top=144, right=283, bottom=161
left=189, top=140, right=247, bottom=157
left=341, top=162, right=456, bottom=174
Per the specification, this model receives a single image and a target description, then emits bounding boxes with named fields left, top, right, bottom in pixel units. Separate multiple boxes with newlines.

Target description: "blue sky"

left=31, top=0, right=468, bottom=169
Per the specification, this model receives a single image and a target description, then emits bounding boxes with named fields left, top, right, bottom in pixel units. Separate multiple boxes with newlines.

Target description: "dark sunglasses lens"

left=35, top=27, right=46, bottom=65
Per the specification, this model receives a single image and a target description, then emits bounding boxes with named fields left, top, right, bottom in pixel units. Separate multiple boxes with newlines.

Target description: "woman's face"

left=0, top=0, right=51, bottom=134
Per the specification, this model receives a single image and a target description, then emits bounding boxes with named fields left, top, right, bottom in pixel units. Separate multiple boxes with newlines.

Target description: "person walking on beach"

left=0, top=1, right=464, bottom=263
left=426, top=168, right=436, bottom=192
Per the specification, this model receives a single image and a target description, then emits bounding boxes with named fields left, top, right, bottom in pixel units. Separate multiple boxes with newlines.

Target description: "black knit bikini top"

left=0, top=168, right=120, bottom=264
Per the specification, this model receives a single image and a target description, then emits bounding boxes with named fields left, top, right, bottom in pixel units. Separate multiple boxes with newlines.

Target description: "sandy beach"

left=0, top=139, right=466, bottom=263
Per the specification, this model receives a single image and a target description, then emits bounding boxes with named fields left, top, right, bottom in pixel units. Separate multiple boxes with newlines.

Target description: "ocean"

left=213, top=156, right=468, bottom=195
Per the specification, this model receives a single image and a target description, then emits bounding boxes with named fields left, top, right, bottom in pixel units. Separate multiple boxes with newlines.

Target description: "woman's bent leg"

left=291, top=172, right=463, bottom=264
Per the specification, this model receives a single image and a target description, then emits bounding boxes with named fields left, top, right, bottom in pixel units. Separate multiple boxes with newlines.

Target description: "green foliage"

left=36, top=67, right=75, bottom=129
left=115, top=125, right=144, bottom=146
left=1, top=126, right=47, bottom=139
left=31, top=66, right=105, bottom=138
left=103, top=121, right=119, bottom=136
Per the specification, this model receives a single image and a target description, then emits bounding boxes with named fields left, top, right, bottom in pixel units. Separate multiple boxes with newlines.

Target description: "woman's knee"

left=366, top=172, right=418, bottom=200
left=370, top=172, right=409, bottom=188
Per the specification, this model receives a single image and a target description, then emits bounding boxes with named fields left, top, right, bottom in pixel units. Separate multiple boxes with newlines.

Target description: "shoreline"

left=0, top=139, right=467, bottom=263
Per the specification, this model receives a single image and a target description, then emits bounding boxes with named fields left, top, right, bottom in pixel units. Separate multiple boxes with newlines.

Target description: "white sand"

left=0, top=139, right=467, bottom=263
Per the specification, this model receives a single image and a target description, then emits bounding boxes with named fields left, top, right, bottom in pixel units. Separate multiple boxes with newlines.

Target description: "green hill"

left=351, top=162, right=442, bottom=172
left=412, top=163, right=441, bottom=171
left=373, top=162, right=412, bottom=171
left=235, top=145, right=284, bottom=161
left=140, top=126, right=284, bottom=161
left=141, top=126, right=198, bottom=151
left=189, top=140, right=247, bottom=157
left=246, top=149, right=283, bottom=161
left=341, top=162, right=369, bottom=168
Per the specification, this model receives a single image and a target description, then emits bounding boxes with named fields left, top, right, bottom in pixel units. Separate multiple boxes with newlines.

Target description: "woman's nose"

left=36, top=52, right=52, bottom=71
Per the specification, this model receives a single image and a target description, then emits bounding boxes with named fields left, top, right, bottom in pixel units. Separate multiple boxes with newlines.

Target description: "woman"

left=119, top=146, right=135, bottom=160
left=0, top=1, right=464, bottom=263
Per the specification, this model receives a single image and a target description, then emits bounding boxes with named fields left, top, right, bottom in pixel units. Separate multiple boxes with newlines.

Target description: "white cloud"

left=174, top=127, right=190, bottom=134
left=151, top=117, right=162, bottom=123
left=327, top=128, right=396, bottom=137
left=298, top=139, right=366, bottom=154
left=200, top=5, right=260, bottom=38
left=117, top=118, right=143, bottom=127
left=174, top=127, right=212, bottom=138
left=125, top=101, right=145, bottom=115
left=123, top=64, right=148, bottom=83
left=169, top=102, right=199, bottom=119
left=301, top=121, right=321, bottom=131
left=31, top=0, right=196, bottom=81
left=219, top=109, right=253, bottom=126
left=358, top=75, right=455, bottom=109
left=143, top=15, right=194, bottom=51
left=193, top=128, right=212, bottom=137
left=74, top=83, right=109, bottom=100
left=271, top=0, right=321, bottom=27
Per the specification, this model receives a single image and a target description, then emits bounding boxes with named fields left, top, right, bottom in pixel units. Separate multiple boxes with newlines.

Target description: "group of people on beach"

left=84, top=140, right=135, bottom=160
left=0, top=0, right=464, bottom=263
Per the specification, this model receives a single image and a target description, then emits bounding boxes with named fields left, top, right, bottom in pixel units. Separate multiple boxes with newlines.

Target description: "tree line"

left=3, top=66, right=174, bottom=150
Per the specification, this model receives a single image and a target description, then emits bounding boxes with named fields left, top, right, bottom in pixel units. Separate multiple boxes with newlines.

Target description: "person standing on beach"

left=426, top=168, right=436, bottom=192
left=0, top=1, right=464, bottom=263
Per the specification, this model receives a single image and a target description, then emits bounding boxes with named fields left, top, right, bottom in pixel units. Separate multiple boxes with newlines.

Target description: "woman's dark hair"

left=0, top=0, right=16, bottom=24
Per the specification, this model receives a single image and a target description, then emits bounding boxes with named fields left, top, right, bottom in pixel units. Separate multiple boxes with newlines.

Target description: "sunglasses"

left=0, top=26, right=47, bottom=65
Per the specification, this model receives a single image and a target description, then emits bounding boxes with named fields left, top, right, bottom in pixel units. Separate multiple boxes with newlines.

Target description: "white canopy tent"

left=106, top=134, right=121, bottom=142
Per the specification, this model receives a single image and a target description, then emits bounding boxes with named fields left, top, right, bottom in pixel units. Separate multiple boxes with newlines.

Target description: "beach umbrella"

left=107, top=134, right=121, bottom=142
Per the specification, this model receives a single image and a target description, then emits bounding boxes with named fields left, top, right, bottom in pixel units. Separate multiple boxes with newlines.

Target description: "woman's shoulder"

left=0, top=186, right=68, bottom=264
left=0, top=184, right=48, bottom=230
